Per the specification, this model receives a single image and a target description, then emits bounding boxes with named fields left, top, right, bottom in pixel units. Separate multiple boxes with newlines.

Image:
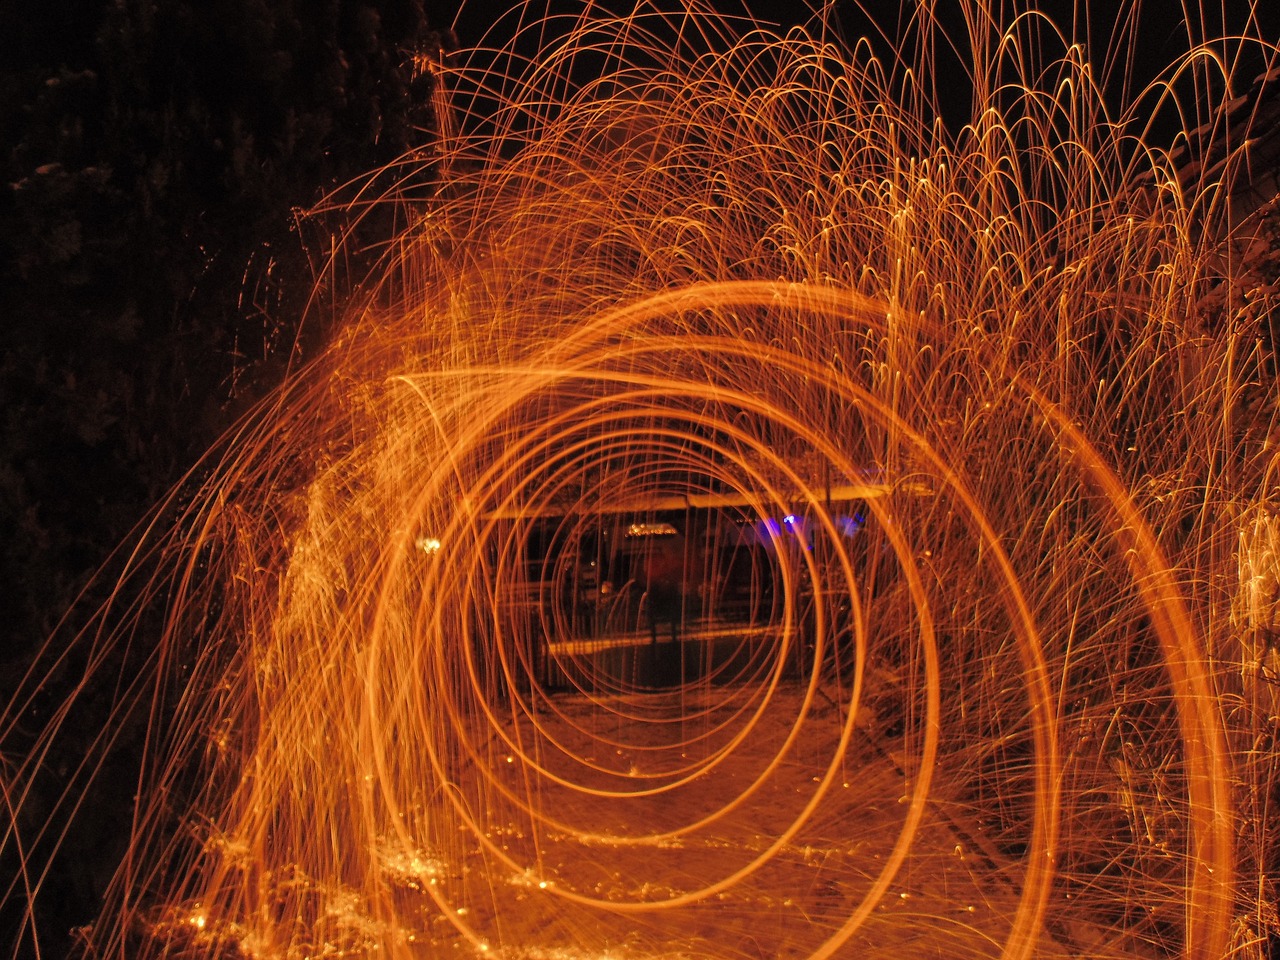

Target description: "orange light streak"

left=4, top=2, right=1279, bottom=958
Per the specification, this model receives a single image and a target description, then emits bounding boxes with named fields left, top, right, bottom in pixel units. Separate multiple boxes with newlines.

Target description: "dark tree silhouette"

left=0, top=3, right=448, bottom=955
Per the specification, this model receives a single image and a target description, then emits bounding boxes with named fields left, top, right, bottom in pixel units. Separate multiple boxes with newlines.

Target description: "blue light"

left=839, top=513, right=866, bottom=537
left=783, top=514, right=796, bottom=524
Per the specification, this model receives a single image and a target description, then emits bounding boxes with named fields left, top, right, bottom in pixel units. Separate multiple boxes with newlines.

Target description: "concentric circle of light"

left=10, top=2, right=1271, bottom=958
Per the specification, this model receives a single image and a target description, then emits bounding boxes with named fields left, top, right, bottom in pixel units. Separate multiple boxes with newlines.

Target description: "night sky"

left=2, top=1, right=1278, bottom=957
left=442, top=0, right=1280, bottom=143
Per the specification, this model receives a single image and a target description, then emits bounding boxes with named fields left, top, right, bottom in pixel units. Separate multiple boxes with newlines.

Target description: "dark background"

left=1, top=1, right=1274, bottom=956
left=1, top=3, right=453, bottom=955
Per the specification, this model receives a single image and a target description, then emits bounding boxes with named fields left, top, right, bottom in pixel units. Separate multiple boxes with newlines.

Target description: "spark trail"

left=5, top=2, right=1280, bottom=958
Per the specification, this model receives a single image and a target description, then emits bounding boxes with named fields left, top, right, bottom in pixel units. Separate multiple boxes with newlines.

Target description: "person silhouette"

left=644, top=536, right=683, bottom=645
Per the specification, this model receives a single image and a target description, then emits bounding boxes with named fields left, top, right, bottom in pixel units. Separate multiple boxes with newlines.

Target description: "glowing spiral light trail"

left=5, top=2, right=1280, bottom=958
